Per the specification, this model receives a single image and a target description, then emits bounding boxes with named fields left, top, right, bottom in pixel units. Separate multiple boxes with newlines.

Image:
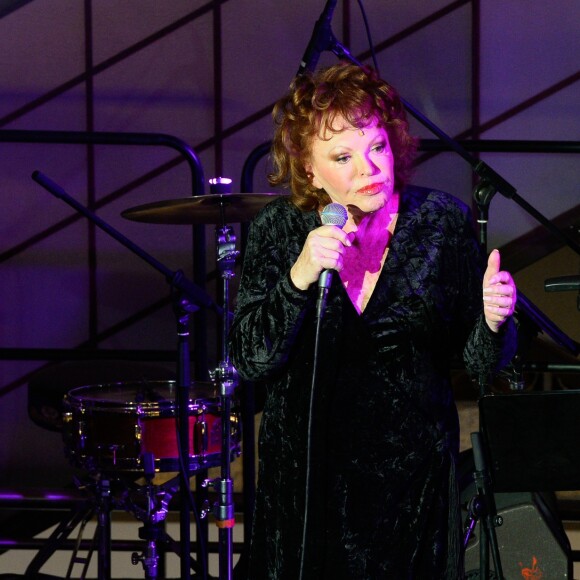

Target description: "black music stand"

left=469, top=392, right=578, bottom=579
left=479, top=391, right=580, bottom=493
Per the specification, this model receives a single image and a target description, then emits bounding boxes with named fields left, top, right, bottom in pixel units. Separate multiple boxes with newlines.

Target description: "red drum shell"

left=62, top=380, right=240, bottom=474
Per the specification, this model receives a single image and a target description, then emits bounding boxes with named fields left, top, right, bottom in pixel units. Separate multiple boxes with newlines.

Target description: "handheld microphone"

left=317, top=202, right=347, bottom=318
left=296, top=0, right=338, bottom=77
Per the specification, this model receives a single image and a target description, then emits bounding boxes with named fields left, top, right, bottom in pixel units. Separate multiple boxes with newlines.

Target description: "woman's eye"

left=336, top=155, right=350, bottom=164
left=372, top=143, right=385, bottom=153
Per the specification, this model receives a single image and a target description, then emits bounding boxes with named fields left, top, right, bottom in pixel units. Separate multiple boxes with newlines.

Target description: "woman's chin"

left=349, top=195, right=387, bottom=215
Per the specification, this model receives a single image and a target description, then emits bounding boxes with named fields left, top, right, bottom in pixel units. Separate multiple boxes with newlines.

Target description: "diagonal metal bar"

left=0, top=0, right=231, bottom=128
left=357, top=0, right=471, bottom=61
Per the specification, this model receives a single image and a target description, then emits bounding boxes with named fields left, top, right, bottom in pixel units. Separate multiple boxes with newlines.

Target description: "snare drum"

left=62, top=380, right=240, bottom=474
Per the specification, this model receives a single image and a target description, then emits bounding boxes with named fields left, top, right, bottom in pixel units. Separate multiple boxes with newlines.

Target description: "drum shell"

left=62, top=380, right=240, bottom=474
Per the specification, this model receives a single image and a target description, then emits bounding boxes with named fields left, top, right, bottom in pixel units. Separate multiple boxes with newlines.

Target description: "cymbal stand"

left=202, top=182, right=239, bottom=580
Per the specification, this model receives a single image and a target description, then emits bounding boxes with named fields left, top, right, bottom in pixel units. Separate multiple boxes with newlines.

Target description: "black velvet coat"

left=229, top=186, right=516, bottom=579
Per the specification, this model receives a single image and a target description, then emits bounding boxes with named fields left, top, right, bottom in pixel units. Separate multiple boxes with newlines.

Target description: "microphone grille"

left=321, top=203, right=347, bottom=228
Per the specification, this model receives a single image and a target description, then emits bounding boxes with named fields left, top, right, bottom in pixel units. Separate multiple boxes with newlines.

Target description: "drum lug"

left=194, top=416, right=208, bottom=458
left=78, top=420, right=87, bottom=449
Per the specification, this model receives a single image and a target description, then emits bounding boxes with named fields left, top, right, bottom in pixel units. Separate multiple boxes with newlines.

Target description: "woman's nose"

left=357, top=155, right=378, bottom=177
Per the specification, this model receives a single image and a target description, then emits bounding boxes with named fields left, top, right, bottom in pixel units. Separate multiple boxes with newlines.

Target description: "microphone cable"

left=356, top=0, right=380, bottom=73
left=299, top=203, right=347, bottom=579
left=298, top=303, right=325, bottom=580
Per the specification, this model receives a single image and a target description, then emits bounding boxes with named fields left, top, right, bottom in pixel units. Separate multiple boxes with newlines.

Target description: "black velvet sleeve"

left=464, top=314, right=517, bottom=376
left=228, top=198, right=317, bottom=381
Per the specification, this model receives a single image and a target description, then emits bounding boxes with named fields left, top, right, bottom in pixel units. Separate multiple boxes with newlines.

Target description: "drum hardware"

left=121, top=191, right=286, bottom=225
left=22, top=469, right=205, bottom=580
left=124, top=176, right=249, bottom=579
left=195, top=177, right=240, bottom=580
left=60, top=378, right=243, bottom=576
left=31, top=171, right=235, bottom=579
left=129, top=454, right=176, bottom=580
left=32, top=171, right=270, bottom=578
left=63, top=380, right=240, bottom=476
left=22, top=475, right=115, bottom=580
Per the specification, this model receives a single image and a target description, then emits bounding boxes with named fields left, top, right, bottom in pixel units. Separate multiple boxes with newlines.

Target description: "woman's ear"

left=304, top=162, right=320, bottom=190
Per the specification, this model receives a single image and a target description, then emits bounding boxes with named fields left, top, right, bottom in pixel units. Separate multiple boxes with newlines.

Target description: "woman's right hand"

left=290, top=225, right=353, bottom=290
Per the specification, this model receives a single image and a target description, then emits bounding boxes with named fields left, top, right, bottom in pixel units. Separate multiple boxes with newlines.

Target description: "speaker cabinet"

left=462, top=478, right=572, bottom=578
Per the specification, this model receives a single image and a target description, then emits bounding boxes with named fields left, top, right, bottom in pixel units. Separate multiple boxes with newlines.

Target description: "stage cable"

left=299, top=311, right=324, bottom=580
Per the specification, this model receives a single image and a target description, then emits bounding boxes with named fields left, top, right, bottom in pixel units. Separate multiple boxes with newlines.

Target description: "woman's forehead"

left=314, top=113, right=382, bottom=141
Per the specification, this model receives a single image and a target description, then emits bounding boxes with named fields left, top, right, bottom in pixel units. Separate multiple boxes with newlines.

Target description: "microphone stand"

left=467, top=178, right=505, bottom=577
left=300, top=2, right=580, bottom=259
left=31, top=170, right=223, bottom=580
left=463, top=432, right=505, bottom=579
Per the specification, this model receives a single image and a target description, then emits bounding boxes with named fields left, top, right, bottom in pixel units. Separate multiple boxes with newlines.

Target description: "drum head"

left=66, top=380, right=219, bottom=412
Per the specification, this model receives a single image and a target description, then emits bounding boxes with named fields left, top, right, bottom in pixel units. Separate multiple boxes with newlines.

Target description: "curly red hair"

left=268, top=63, right=418, bottom=211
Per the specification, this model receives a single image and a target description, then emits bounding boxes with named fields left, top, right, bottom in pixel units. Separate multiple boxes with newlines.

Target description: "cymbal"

left=121, top=193, right=287, bottom=225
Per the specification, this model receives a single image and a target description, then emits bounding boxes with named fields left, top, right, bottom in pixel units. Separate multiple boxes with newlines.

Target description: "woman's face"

left=306, top=115, right=395, bottom=215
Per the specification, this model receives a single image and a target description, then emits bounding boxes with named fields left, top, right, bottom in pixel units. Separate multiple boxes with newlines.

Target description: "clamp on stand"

left=202, top=361, right=238, bottom=579
left=472, top=179, right=496, bottom=249
left=129, top=453, right=180, bottom=580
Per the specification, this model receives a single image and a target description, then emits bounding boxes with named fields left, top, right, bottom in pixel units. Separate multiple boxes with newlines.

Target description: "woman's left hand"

left=482, top=249, right=517, bottom=333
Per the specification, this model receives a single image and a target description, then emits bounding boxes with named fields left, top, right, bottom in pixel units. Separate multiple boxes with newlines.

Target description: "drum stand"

left=21, top=461, right=207, bottom=580
left=128, top=456, right=202, bottom=580
left=22, top=475, right=113, bottom=580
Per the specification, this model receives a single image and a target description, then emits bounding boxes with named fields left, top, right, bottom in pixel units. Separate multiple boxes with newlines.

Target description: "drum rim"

left=64, top=379, right=220, bottom=412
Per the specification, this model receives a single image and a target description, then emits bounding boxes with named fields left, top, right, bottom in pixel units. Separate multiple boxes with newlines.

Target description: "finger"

left=313, top=236, right=349, bottom=258
left=307, top=236, right=347, bottom=268
left=486, top=271, right=514, bottom=287
left=318, top=225, right=352, bottom=247
left=484, top=305, right=510, bottom=318
left=484, top=299, right=515, bottom=316
left=483, top=282, right=515, bottom=297
left=483, top=249, right=501, bottom=286
left=483, top=294, right=513, bottom=306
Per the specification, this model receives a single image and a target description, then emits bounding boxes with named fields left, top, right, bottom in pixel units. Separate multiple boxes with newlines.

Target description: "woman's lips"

left=356, top=182, right=384, bottom=195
